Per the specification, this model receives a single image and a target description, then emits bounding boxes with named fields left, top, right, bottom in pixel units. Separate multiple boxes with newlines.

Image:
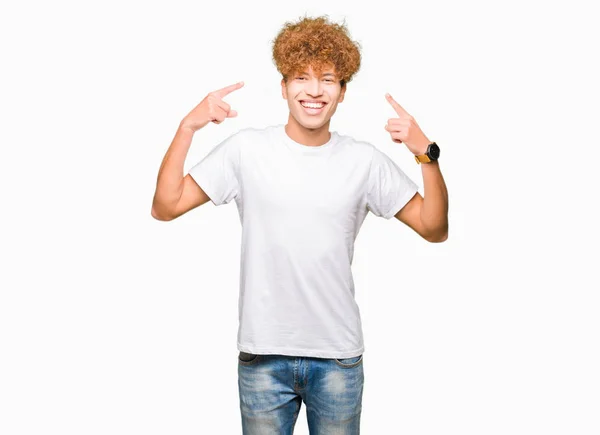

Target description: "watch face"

left=428, top=143, right=440, bottom=160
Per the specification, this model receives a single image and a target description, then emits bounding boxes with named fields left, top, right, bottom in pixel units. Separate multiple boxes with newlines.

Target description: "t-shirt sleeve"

left=366, top=146, right=420, bottom=219
left=187, top=130, right=242, bottom=206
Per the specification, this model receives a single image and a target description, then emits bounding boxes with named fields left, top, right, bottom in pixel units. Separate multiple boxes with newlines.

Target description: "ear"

left=338, top=83, right=347, bottom=103
left=281, top=78, right=287, bottom=100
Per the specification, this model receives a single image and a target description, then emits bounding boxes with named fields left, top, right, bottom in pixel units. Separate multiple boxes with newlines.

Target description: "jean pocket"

left=238, top=351, right=261, bottom=365
left=334, top=354, right=363, bottom=368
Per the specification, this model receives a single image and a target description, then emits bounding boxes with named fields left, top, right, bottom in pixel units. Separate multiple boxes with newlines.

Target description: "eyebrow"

left=298, top=72, right=337, bottom=77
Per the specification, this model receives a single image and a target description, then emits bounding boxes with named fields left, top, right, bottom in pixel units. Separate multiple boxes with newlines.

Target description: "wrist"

left=179, top=121, right=197, bottom=134
left=420, top=160, right=439, bottom=167
left=412, top=139, right=432, bottom=155
left=414, top=141, right=440, bottom=164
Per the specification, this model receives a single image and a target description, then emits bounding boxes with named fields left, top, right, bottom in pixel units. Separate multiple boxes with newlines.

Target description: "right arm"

left=150, top=81, right=245, bottom=221
left=151, top=124, right=210, bottom=221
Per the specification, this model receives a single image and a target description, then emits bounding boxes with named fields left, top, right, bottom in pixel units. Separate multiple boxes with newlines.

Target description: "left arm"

left=384, top=93, right=449, bottom=242
left=395, top=160, right=448, bottom=242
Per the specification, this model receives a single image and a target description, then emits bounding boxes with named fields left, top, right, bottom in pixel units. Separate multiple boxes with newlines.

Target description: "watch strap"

left=414, top=153, right=431, bottom=164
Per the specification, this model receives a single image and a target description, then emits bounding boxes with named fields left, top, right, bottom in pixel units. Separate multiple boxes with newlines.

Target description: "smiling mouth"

left=300, top=101, right=327, bottom=108
left=299, top=101, right=327, bottom=115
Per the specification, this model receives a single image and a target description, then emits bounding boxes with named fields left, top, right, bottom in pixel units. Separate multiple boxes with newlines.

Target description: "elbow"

left=151, top=207, right=166, bottom=221
left=151, top=202, right=175, bottom=221
left=424, top=225, right=448, bottom=243
left=427, top=232, right=448, bottom=243
left=420, top=212, right=449, bottom=243
left=152, top=210, right=175, bottom=221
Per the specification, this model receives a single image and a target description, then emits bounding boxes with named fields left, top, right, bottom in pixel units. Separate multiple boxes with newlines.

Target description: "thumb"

left=227, top=110, right=238, bottom=118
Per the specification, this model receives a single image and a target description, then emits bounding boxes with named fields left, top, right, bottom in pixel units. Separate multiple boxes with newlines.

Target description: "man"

left=151, top=15, right=448, bottom=435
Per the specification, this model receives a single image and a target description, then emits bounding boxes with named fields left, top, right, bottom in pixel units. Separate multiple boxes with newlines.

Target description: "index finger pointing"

left=214, top=81, right=245, bottom=98
left=385, top=93, right=410, bottom=117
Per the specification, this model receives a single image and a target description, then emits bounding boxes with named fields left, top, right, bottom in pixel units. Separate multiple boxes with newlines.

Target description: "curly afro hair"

left=271, top=14, right=362, bottom=88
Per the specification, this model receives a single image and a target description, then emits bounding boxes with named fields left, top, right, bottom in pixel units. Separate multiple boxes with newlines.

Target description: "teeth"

left=301, top=101, right=325, bottom=109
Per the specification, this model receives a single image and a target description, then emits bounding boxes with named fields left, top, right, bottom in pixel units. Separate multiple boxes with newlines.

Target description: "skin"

left=152, top=67, right=448, bottom=244
left=383, top=93, right=449, bottom=242
left=151, top=82, right=245, bottom=220
left=281, top=65, right=346, bottom=147
left=279, top=64, right=448, bottom=242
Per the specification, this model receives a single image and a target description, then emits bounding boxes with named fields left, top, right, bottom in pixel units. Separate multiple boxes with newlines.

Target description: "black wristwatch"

left=414, top=142, right=440, bottom=164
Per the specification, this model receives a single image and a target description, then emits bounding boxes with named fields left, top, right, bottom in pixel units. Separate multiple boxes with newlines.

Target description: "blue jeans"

left=237, top=351, right=364, bottom=434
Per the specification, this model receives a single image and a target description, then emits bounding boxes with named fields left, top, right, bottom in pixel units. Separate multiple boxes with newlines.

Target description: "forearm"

left=420, top=160, right=449, bottom=240
left=151, top=122, right=195, bottom=217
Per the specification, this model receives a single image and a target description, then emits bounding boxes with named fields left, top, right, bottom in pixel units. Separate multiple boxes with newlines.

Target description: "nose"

left=305, top=77, right=323, bottom=97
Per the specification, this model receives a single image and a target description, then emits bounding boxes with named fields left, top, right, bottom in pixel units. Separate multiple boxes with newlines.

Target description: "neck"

left=285, top=115, right=331, bottom=146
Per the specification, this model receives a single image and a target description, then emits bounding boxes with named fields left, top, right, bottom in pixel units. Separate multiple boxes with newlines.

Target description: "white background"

left=1, top=0, right=599, bottom=434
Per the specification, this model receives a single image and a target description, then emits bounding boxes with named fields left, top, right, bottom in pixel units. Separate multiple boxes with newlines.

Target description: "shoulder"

left=339, top=136, right=408, bottom=178
left=332, top=131, right=375, bottom=160
left=221, top=125, right=281, bottom=163
left=214, top=126, right=267, bottom=151
left=231, top=124, right=281, bottom=144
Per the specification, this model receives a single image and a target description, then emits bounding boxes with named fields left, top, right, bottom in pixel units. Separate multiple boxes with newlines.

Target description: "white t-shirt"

left=188, top=124, right=419, bottom=358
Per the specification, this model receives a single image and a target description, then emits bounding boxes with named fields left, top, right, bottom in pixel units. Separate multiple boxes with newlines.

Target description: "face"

left=281, top=65, right=346, bottom=131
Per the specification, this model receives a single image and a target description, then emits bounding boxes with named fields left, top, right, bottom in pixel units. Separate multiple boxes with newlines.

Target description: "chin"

left=293, top=113, right=329, bottom=129
left=302, top=121, right=327, bottom=130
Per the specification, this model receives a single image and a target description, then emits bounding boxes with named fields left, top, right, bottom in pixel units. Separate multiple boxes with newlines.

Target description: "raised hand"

left=384, top=93, right=431, bottom=155
left=181, top=81, right=245, bottom=132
